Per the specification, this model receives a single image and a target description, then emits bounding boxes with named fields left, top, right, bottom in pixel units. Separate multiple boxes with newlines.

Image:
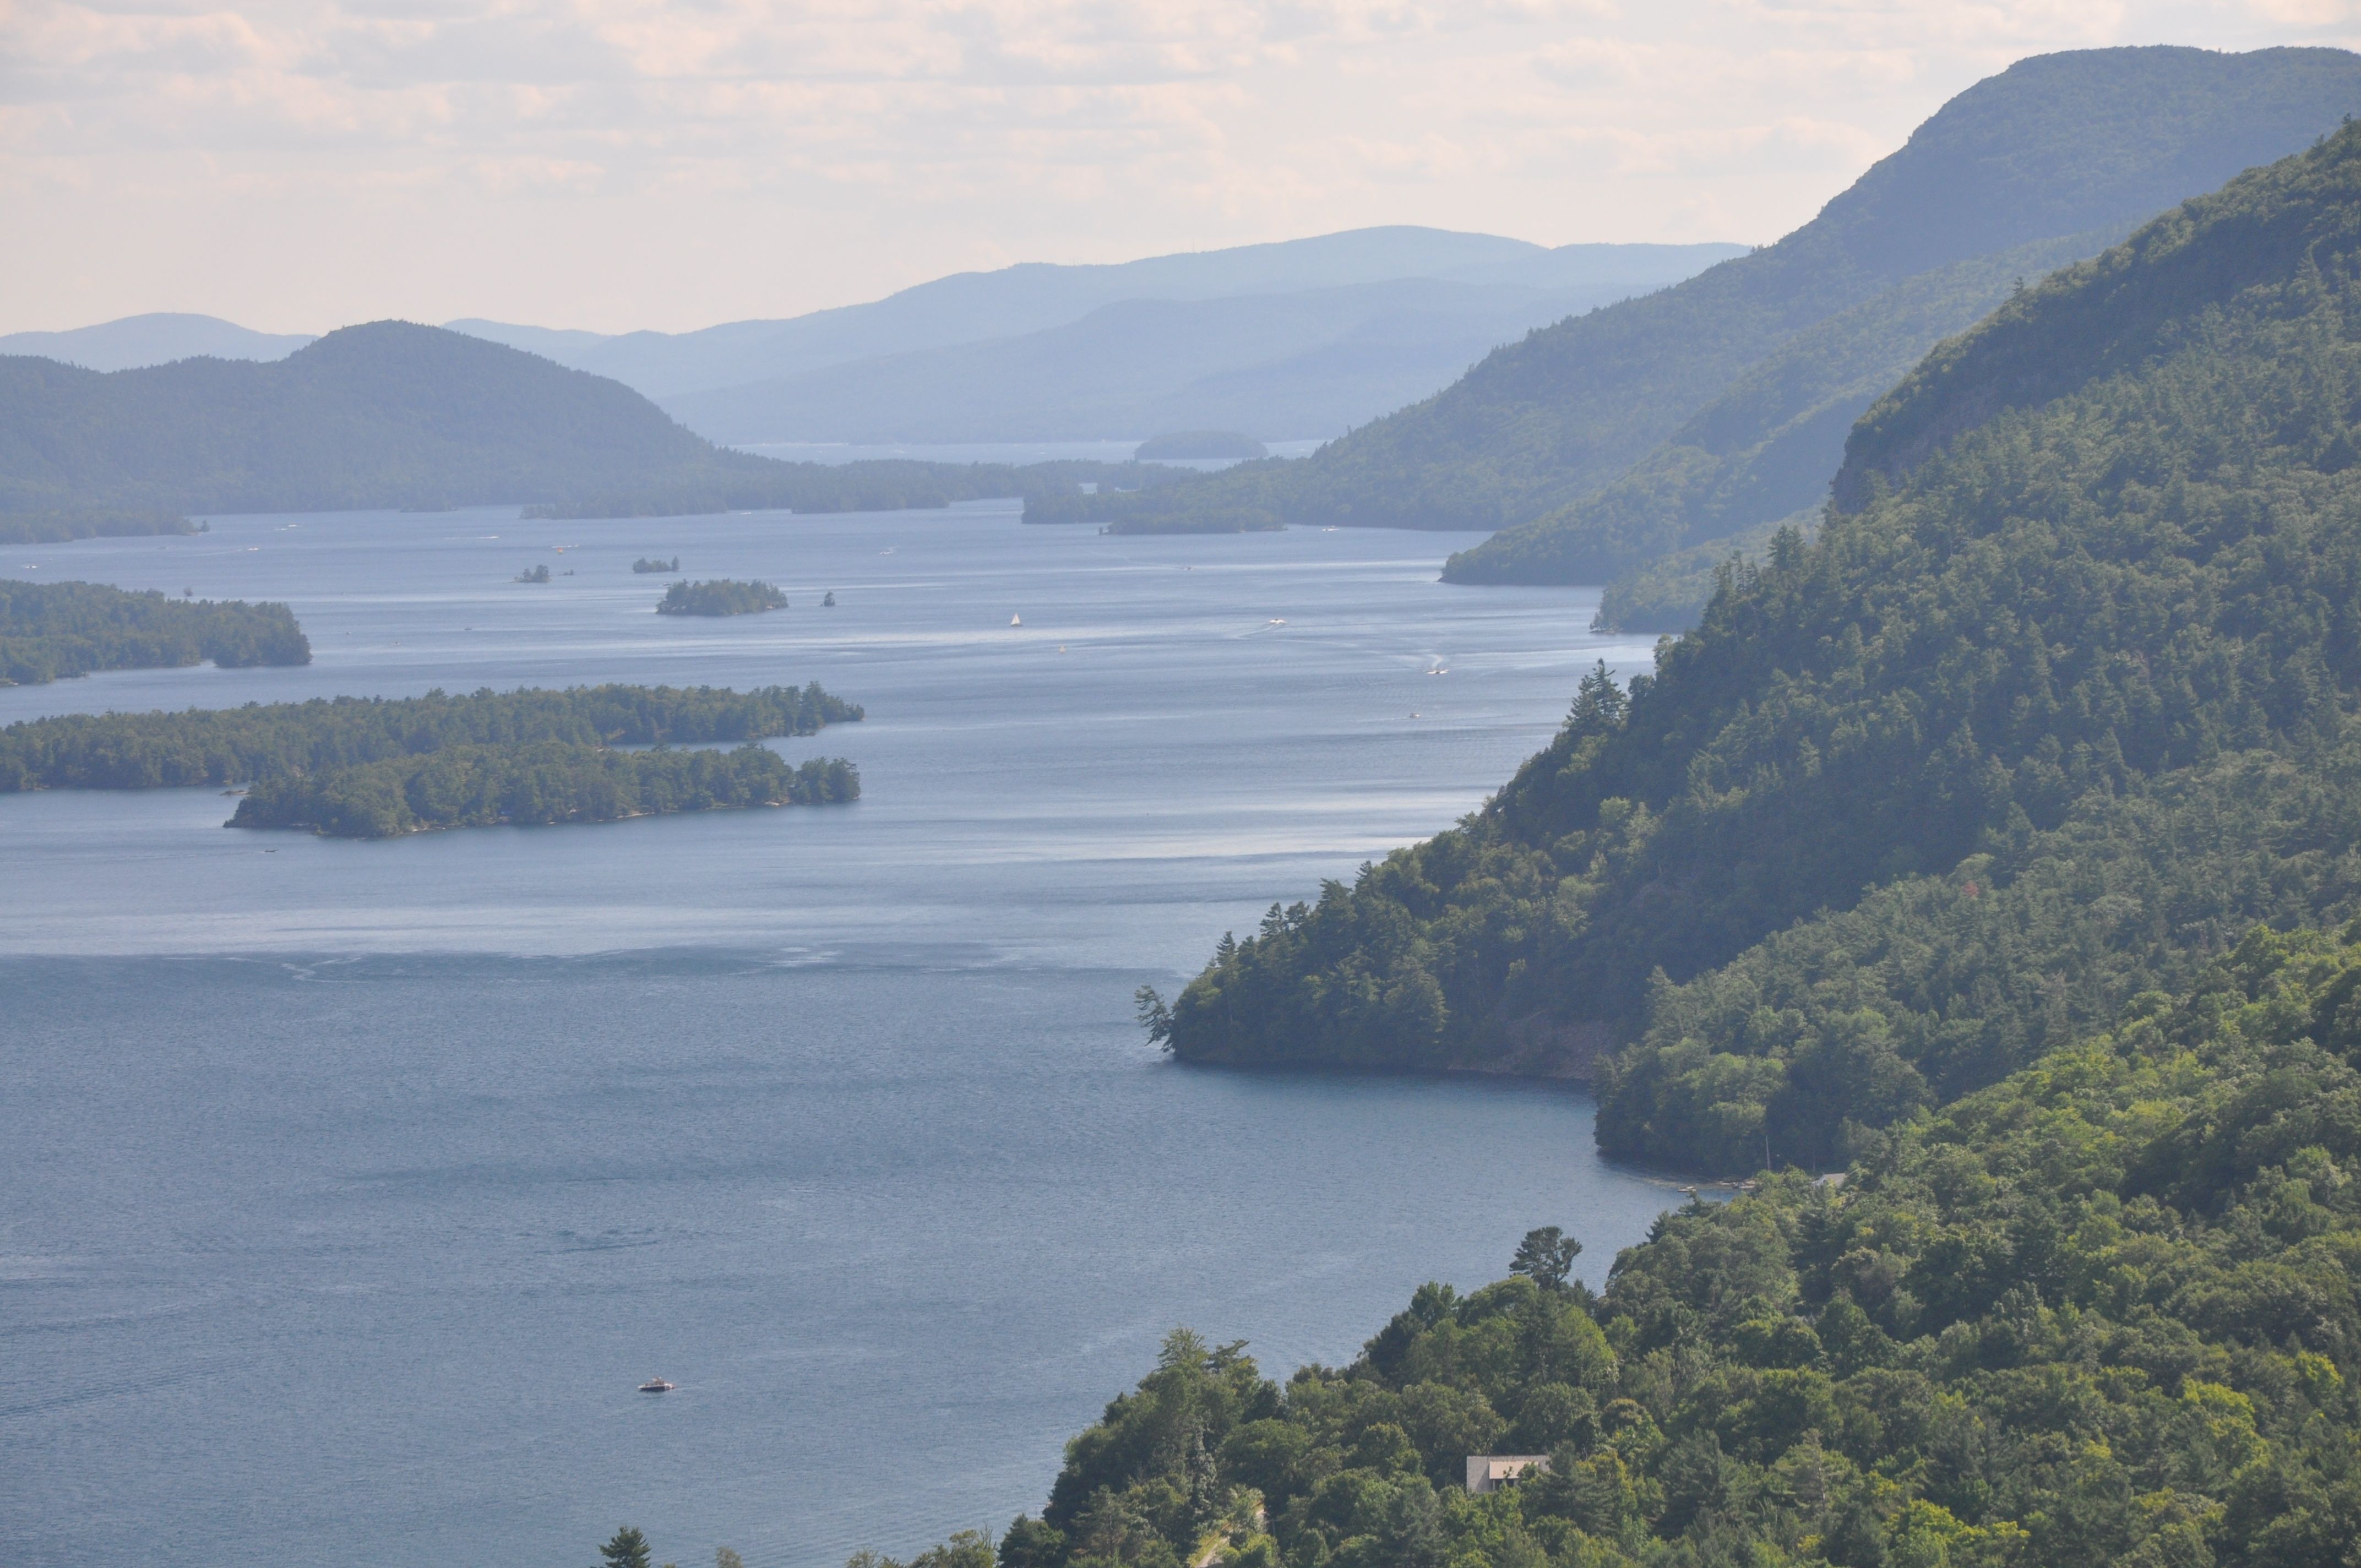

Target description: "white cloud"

left=1, top=0, right=2356, bottom=331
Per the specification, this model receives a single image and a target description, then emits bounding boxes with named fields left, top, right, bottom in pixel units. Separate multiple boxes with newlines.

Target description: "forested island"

left=1140, top=122, right=2361, bottom=1180
left=231, top=743, right=856, bottom=837
left=656, top=579, right=787, bottom=616
left=0, top=509, right=195, bottom=545
left=857, top=922, right=2361, bottom=1568
left=0, top=682, right=861, bottom=836
left=515, top=564, right=551, bottom=583
left=0, top=578, right=309, bottom=685
left=633, top=556, right=681, bottom=574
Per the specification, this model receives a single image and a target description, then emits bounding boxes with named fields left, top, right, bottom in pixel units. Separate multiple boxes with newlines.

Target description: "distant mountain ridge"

left=3, top=231, right=1738, bottom=453
left=0, top=321, right=1214, bottom=520
left=448, top=230, right=1739, bottom=403
left=1070, top=46, right=2361, bottom=557
left=0, top=323, right=716, bottom=515
left=658, top=273, right=1696, bottom=444
left=0, top=314, right=315, bottom=372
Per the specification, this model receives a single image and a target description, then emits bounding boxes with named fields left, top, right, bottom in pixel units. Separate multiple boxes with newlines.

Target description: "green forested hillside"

left=1153, top=123, right=2361, bottom=1176
left=0, top=578, right=309, bottom=685
left=1452, top=232, right=2109, bottom=592
left=886, top=924, right=2361, bottom=1568
left=1043, top=46, right=2360, bottom=548
left=1585, top=514, right=1807, bottom=636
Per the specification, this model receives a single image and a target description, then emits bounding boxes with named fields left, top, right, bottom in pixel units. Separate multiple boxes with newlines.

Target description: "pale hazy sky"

left=4, top=1, right=2358, bottom=336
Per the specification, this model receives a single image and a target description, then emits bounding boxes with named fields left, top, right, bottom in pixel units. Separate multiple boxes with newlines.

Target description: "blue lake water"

left=1, top=505, right=1677, bottom=1568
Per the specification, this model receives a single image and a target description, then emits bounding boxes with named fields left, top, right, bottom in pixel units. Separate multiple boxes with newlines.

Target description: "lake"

left=1, top=505, right=1679, bottom=1568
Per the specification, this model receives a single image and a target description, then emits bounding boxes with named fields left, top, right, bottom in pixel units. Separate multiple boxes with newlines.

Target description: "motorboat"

left=638, top=1378, right=676, bottom=1393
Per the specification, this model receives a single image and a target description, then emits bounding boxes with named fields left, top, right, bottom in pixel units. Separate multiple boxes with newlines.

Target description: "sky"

left=4, top=1, right=2359, bottom=336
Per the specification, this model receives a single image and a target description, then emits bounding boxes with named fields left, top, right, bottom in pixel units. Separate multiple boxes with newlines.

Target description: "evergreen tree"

left=597, top=1526, right=652, bottom=1568
left=1509, top=1227, right=1581, bottom=1292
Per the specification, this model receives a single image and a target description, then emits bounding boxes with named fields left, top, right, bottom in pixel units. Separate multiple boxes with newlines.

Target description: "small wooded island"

left=0, top=682, right=862, bottom=837
left=633, top=556, right=681, bottom=574
left=0, top=578, right=309, bottom=685
left=656, top=578, right=787, bottom=616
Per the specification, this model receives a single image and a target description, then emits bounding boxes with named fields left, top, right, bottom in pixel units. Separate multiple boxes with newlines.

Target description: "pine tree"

left=597, top=1526, right=652, bottom=1568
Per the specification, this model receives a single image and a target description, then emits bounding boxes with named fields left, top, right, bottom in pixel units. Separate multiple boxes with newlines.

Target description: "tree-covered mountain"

left=1149, top=120, right=2361, bottom=1178
left=0, top=322, right=727, bottom=515
left=883, top=923, right=2361, bottom=1568
left=1052, top=46, right=2361, bottom=547
left=1457, top=231, right=2113, bottom=597
left=0, top=320, right=1204, bottom=520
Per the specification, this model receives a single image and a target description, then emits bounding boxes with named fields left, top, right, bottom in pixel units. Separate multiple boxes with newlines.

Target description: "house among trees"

left=1464, top=1456, right=1549, bottom=1495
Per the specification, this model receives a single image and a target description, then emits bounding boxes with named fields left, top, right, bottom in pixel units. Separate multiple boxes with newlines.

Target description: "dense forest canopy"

left=881, top=924, right=2361, bottom=1568
left=1029, top=47, right=2361, bottom=557
left=0, top=682, right=857, bottom=792
left=0, top=578, right=309, bottom=685
left=1153, top=123, right=2361, bottom=1177
left=1450, top=231, right=2111, bottom=592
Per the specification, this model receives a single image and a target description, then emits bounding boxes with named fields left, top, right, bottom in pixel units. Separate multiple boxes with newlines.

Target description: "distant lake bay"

left=1, top=504, right=1679, bottom=1568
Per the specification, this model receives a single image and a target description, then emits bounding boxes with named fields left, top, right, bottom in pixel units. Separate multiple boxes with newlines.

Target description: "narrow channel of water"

left=1, top=505, right=1679, bottom=1568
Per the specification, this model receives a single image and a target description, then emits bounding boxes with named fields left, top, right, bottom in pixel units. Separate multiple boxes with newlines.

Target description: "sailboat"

left=1011, top=613, right=1022, bottom=627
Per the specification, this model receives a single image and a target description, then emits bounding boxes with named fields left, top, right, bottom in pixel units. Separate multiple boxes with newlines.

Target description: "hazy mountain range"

left=2, top=230, right=1739, bottom=449
left=1081, top=45, right=2361, bottom=603
left=0, top=322, right=1194, bottom=520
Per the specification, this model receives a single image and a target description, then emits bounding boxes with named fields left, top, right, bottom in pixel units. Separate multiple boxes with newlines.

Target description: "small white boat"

left=638, top=1378, right=676, bottom=1393
left=1010, top=613, right=1022, bottom=627
left=1267, top=618, right=1287, bottom=626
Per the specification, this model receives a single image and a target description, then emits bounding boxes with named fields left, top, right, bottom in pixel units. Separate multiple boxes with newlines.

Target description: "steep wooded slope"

left=934, top=926, right=2361, bottom=1568
left=1158, top=123, right=2361, bottom=1175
